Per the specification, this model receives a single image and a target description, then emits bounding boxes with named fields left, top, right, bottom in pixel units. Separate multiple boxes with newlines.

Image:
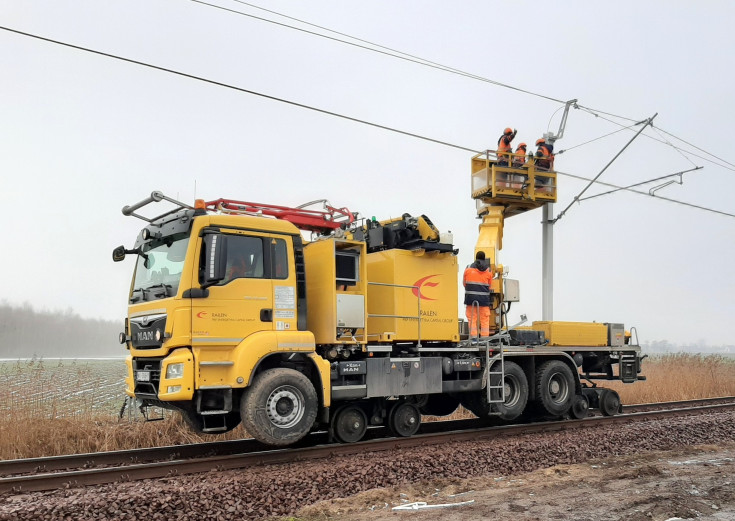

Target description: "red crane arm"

left=204, top=198, right=356, bottom=233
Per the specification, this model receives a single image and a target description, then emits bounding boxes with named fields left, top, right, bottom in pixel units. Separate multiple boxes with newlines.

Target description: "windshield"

left=130, top=234, right=190, bottom=303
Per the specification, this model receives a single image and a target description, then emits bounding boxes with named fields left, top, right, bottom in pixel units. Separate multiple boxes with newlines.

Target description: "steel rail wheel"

left=388, top=402, right=421, bottom=437
left=599, top=389, right=621, bottom=416
left=570, top=394, right=590, bottom=419
left=332, top=405, right=368, bottom=443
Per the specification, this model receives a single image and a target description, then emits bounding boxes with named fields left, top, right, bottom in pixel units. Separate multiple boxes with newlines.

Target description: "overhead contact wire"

left=192, top=0, right=567, bottom=104
left=655, top=126, right=735, bottom=169
left=651, top=126, right=699, bottom=168
left=215, top=0, right=735, bottom=170
left=557, top=170, right=735, bottom=218
left=204, top=0, right=734, bottom=169
left=3, top=25, right=733, bottom=220
left=0, top=25, right=480, bottom=154
left=577, top=108, right=735, bottom=172
left=558, top=124, right=637, bottom=154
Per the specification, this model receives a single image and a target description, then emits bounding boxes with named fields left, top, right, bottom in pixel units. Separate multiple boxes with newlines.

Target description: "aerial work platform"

left=471, top=152, right=557, bottom=218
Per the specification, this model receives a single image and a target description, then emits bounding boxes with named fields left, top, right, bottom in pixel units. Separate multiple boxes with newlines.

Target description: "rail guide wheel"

left=570, top=394, right=590, bottom=419
left=388, top=402, right=421, bottom=437
left=599, top=389, right=622, bottom=416
left=332, top=405, right=368, bottom=443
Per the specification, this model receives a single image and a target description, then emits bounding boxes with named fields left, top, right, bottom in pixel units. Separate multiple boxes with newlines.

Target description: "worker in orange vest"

left=534, top=138, right=555, bottom=171
left=496, top=128, right=517, bottom=166
left=463, top=251, right=494, bottom=337
left=512, top=143, right=527, bottom=167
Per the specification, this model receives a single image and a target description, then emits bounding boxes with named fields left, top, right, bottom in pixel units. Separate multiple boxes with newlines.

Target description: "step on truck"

left=113, top=156, right=645, bottom=446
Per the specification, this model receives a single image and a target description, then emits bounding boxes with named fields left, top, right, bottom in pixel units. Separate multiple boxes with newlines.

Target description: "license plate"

left=136, top=371, right=150, bottom=382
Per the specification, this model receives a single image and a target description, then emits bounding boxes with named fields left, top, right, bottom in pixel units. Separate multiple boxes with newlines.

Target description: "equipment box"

left=606, top=323, right=625, bottom=346
left=366, top=357, right=442, bottom=397
left=509, top=329, right=545, bottom=346
left=531, top=321, right=607, bottom=347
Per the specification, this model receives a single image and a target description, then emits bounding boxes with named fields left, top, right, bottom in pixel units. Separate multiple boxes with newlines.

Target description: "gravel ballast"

left=2, top=410, right=734, bottom=520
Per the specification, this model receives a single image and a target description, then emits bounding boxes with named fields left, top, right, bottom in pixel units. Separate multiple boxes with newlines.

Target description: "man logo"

left=411, top=275, right=440, bottom=301
left=196, top=312, right=208, bottom=319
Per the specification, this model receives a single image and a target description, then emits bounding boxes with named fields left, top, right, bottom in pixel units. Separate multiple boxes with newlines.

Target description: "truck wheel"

left=535, top=360, right=574, bottom=417
left=332, top=404, right=368, bottom=443
left=240, top=368, right=318, bottom=446
left=491, top=361, right=529, bottom=421
left=388, top=402, right=421, bottom=437
left=599, top=389, right=621, bottom=416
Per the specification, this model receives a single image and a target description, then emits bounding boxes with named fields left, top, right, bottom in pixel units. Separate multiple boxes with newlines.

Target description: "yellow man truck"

left=114, top=157, right=644, bottom=446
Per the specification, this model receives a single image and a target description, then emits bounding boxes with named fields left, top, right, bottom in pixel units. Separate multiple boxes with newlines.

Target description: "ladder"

left=484, top=336, right=507, bottom=408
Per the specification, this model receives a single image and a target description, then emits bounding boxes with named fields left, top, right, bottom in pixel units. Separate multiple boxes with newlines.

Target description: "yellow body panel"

left=158, top=348, right=195, bottom=400
left=124, top=355, right=134, bottom=397
left=308, top=352, right=332, bottom=407
left=304, top=238, right=368, bottom=345
left=192, top=330, right=318, bottom=388
left=530, top=321, right=608, bottom=347
left=366, top=249, right=459, bottom=342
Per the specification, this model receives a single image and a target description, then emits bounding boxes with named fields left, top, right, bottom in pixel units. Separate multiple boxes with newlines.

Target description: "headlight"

left=167, top=385, right=182, bottom=393
left=166, top=363, right=184, bottom=379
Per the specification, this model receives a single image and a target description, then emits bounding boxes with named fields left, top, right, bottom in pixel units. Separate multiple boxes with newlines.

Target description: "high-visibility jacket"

left=535, top=144, right=554, bottom=169
left=496, top=134, right=513, bottom=160
left=513, top=147, right=527, bottom=165
left=463, top=260, right=493, bottom=306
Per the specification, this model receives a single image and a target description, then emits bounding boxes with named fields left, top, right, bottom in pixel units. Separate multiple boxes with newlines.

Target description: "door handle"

left=260, top=309, right=273, bottom=322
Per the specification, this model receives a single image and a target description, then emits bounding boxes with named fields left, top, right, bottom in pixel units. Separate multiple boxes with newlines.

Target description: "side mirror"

left=112, top=245, right=126, bottom=262
left=200, top=233, right=228, bottom=288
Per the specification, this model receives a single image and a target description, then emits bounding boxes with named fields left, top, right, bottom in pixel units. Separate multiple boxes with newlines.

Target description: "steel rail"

left=3, top=396, right=729, bottom=477
left=2, top=400, right=734, bottom=494
left=622, top=396, right=735, bottom=413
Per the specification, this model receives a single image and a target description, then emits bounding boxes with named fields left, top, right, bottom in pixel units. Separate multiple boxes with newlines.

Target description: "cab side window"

left=221, top=235, right=264, bottom=284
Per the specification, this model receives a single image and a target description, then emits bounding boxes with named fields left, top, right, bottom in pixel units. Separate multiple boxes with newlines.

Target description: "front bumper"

left=125, top=348, right=194, bottom=401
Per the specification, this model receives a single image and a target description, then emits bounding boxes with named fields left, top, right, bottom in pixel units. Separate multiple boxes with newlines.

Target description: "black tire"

left=570, top=394, right=590, bottom=419
left=240, top=368, right=318, bottom=446
left=332, top=405, right=368, bottom=443
left=418, top=394, right=461, bottom=417
left=535, top=360, right=575, bottom=417
left=599, top=389, right=621, bottom=416
left=490, top=361, right=529, bottom=421
left=388, top=402, right=421, bottom=437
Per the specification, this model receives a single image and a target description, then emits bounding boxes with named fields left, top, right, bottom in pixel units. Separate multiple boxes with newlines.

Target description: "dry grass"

left=0, top=410, right=248, bottom=460
left=1, top=354, right=734, bottom=460
left=608, top=353, right=735, bottom=404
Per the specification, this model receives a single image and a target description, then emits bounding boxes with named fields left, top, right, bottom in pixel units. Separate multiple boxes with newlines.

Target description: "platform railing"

left=471, top=150, right=557, bottom=203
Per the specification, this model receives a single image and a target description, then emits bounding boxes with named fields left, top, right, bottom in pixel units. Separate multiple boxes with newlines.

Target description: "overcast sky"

left=2, top=1, right=734, bottom=346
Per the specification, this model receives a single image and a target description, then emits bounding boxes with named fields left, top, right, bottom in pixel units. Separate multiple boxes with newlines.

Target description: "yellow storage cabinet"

left=366, top=249, right=459, bottom=342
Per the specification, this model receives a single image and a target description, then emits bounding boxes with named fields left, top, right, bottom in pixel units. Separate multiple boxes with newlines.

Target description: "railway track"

left=2, top=396, right=734, bottom=494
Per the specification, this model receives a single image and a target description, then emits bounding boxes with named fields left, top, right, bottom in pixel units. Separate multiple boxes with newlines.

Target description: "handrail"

left=366, top=281, right=423, bottom=348
left=471, top=154, right=557, bottom=203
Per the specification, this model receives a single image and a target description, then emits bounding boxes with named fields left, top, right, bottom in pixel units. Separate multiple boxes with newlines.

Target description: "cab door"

left=191, top=231, right=297, bottom=346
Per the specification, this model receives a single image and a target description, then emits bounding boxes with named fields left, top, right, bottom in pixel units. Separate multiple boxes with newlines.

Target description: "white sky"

left=1, top=1, right=734, bottom=346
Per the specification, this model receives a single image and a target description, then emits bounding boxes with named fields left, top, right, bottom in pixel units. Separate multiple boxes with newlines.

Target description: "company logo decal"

left=196, top=312, right=208, bottom=318
left=411, top=275, right=440, bottom=301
